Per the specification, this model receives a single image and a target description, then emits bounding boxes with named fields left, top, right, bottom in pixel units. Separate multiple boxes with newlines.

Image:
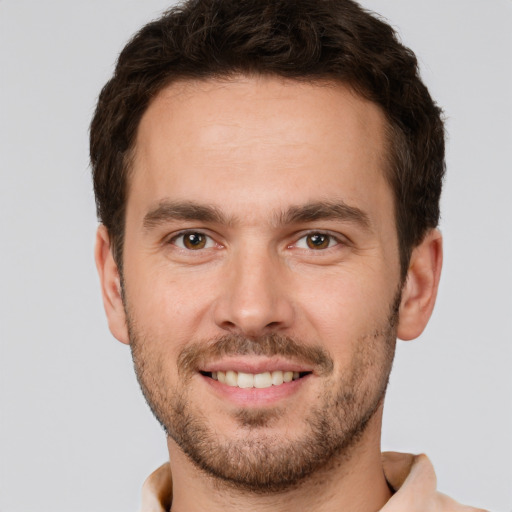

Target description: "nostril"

left=220, top=320, right=236, bottom=329
left=213, top=292, right=295, bottom=336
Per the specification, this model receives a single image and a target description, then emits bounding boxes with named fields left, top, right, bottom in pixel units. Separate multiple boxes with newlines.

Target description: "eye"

left=170, top=231, right=216, bottom=250
left=294, top=232, right=340, bottom=250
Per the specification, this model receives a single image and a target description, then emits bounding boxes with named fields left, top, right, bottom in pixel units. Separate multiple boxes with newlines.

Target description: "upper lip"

left=200, top=357, right=314, bottom=375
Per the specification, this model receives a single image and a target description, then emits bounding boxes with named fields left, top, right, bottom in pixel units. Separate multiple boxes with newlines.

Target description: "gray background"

left=1, top=1, right=510, bottom=510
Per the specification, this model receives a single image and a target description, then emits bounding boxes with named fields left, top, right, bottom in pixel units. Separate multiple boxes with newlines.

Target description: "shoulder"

left=381, top=452, right=488, bottom=512
left=139, top=462, right=172, bottom=512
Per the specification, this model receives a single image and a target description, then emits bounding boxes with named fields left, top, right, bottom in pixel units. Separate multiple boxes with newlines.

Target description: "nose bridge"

left=213, top=239, right=293, bottom=336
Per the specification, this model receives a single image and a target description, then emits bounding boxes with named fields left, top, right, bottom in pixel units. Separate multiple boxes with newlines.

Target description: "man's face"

left=118, top=76, right=403, bottom=490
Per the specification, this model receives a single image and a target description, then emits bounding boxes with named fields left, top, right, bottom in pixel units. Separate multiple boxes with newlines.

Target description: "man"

left=90, top=0, right=485, bottom=510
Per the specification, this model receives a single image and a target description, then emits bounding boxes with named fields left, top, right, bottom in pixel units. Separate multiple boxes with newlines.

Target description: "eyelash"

left=291, top=232, right=344, bottom=251
left=169, top=231, right=218, bottom=250
left=168, top=230, right=344, bottom=252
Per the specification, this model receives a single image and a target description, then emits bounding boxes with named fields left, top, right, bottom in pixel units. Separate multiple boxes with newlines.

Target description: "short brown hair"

left=90, top=0, right=445, bottom=278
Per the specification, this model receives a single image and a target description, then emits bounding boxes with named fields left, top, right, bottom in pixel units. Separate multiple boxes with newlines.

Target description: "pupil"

left=188, top=233, right=202, bottom=245
left=307, top=233, right=329, bottom=249
left=183, top=232, right=206, bottom=249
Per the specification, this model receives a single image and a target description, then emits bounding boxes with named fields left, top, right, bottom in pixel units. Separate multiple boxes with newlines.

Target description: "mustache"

left=177, top=333, right=334, bottom=377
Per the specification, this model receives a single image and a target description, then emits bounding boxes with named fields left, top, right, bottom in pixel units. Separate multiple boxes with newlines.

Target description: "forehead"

left=128, top=75, right=392, bottom=224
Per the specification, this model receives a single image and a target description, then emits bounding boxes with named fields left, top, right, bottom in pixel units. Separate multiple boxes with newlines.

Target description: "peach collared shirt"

left=139, top=452, right=487, bottom=512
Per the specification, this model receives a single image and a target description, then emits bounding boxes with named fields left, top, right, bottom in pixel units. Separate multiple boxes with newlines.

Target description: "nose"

left=213, top=244, right=295, bottom=337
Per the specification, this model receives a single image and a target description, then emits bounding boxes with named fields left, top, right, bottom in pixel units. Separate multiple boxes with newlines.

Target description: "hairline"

left=111, top=72, right=410, bottom=277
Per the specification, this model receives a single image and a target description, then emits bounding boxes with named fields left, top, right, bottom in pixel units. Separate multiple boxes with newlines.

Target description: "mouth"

left=200, top=370, right=312, bottom=389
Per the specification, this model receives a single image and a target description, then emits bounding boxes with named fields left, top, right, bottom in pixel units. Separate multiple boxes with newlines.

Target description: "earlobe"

left=94, top=225, right=130, bottom=344
left=397, top=229, right=443, bottom=341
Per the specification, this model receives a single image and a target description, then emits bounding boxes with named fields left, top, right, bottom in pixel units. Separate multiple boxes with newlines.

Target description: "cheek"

left=292, top=268, right=395, bottom=357
left=125, top=261, right=219, bottom=342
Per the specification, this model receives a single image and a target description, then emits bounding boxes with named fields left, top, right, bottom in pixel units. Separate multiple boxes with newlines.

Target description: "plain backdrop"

left=1, top=1, right=511, bottom=511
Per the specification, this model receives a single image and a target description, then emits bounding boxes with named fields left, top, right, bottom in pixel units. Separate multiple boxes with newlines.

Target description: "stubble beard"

left=127, top=293, right=400, bottom=494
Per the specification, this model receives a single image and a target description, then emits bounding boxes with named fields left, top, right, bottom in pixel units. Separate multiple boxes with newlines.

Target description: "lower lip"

left=201, top=373, right=311, bottom=406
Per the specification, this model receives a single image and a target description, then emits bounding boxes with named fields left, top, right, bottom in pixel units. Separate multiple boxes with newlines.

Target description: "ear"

left=397, top=229, right=443, bottom=341
left=94, top=225, right=129, bottom=344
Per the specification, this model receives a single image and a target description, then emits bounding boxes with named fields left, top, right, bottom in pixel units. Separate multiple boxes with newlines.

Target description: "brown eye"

left=172, top=232, right=213, bottom=250
left=183, top=233, right=206, bottom=250
left=306, top=233, right=331, bottom=249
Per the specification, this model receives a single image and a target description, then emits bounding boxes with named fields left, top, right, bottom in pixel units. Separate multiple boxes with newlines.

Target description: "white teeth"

left=271, top=370, right=284, bottom=386
left=283, top=371, right=294, bottom=383
left=237, top=372, right=254, bottom=388
left=225, top=370, right=238, bottom=387
left=210, top=369, right=305, bottom=388
left=254, top=372, right=272, bottom=388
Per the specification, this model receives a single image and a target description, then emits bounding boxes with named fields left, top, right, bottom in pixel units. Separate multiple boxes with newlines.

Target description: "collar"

left=139, top=452, right=484, bottom=512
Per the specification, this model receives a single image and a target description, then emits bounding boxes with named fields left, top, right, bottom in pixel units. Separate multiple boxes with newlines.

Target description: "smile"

left=201, top=370, right=310, bottom=389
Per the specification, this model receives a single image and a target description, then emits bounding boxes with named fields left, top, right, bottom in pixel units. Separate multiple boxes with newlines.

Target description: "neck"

left=167, top=408, right=391, bottom=512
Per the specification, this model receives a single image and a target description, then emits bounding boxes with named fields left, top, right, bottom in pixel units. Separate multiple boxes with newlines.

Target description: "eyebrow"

left=278, top=201, right=371, bottom=230
left=143, top=199, right=371, bottom=231
left=143, top=201, right=231, bottom=229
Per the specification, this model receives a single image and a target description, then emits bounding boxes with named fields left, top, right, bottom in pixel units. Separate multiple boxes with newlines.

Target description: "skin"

left=96, top=76, right=442, bottom=512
